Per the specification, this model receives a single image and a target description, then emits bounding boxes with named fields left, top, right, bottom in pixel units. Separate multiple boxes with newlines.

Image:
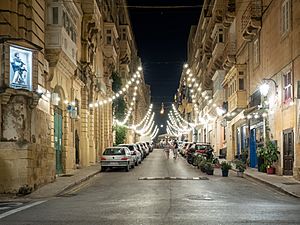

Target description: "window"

left=253, top=38, right=259, bottom=65
left=52, top=7, right=58, bottom=24
left=121, top=28, right=127, bottom=40
left=283, top=71, right=292, bottom=102
left=106, top=30, right=112, bottom=45
left=281, top=0, right=291, bottom=35
left=239, top=78, right=244, bottom=90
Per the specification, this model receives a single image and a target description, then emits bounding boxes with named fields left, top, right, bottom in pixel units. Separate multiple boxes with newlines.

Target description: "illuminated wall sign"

left=9, top=46, right=32, bottom=91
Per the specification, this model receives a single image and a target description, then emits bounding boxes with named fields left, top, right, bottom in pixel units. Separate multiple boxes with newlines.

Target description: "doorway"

left=54, top=108, right=63, bottom=174
left=75, top=130, right=80, bottom=165
left=283, top=129, right=294, bottom=175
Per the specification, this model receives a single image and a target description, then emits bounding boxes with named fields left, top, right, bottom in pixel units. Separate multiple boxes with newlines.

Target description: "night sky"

left=127, top=0, right=201, bottom=133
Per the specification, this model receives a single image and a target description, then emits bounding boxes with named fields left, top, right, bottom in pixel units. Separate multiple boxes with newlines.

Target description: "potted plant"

left=198, top=158, right=207, bottom=173
left=205, top=162, right=214, bottom=175
left=262, top=140, right=280, bottom=174
left=220, top=161, right=232, bottom=177
left=234, top=159, right=246, bottom=177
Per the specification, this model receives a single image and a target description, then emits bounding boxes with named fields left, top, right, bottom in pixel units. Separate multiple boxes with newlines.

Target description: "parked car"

left=146, top=142, right=153, bottom=152
left=137, top=143, right=149, bottom=156
left=101, top=147, right=135, bottom=172
left=186, top=143, right=214, bottom=165
left=181, top=142, right=193, bottom=157
left=118, top=144, right=142, bottom=166
left=136, top=143, right=146, bottom=159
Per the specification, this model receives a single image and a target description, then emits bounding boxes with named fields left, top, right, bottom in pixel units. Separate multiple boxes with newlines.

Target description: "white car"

left=118, top=144, right=142, bottom=166
left=101, top=147, right=135, bottom=172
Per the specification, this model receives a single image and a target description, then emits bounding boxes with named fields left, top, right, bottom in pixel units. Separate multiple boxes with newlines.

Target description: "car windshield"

left=103, top=148, right=125, bottom=155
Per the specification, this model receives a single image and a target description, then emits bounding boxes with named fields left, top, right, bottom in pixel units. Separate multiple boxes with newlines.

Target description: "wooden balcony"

left=241, top=0, right=262, bottom=41
left=228, top=91, right=247, bottom=112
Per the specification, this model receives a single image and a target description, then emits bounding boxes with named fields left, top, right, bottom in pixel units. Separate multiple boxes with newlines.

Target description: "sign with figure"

left=9, top=46, right=32, bottom=91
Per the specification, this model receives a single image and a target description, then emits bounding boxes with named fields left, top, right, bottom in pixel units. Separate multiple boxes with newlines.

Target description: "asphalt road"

left=1, top=149, right=300, bottom=225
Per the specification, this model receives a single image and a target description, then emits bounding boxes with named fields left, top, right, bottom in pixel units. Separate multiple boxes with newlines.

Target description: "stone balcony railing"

left=222, top=41, right=236, bottom=70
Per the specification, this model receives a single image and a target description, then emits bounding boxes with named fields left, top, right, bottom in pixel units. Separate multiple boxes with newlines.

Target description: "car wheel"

left=125, top=164, right=130, bottom=172
left=131, top=164, right=135, bottom=169
left=101, top=166, right=106, bottom=172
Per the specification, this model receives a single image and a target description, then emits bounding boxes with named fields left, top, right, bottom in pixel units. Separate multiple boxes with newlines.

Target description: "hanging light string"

left=167, top=110, right=193, bottom=133
left=150, top=126, right=159, bottom=140
left=139, top=120, right=155, bottom=136
left=114, top=86, right=138, bottom=126
left=166, top=125, right=179, bottom=137
left=133, top=104, right=153, bottom=129
left=89, top=67, right=143, bottom=108
left=134, top=112, right=155, bottom=134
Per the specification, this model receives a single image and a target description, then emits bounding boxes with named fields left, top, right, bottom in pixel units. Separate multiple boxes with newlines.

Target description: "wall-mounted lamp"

left=260, top=78, right=278, bottom=96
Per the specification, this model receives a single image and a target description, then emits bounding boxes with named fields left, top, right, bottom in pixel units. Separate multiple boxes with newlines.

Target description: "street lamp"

left=259, top=83, right=270, bottom=97
left=260, top=78, right=278, bottom=96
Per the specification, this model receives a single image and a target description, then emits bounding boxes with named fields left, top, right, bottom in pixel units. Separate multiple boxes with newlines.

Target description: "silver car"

left=101, top=147, right=134, bottom=172
left=118, top=144, right=142, bottom=166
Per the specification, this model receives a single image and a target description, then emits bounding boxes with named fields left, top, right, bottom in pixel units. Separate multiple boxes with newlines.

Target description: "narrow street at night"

left=1, top=149, right=300, bottom=225
left=1, top=0, right=300, bottom=224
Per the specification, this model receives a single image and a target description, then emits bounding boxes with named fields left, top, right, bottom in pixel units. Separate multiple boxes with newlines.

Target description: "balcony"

left=241, top=0, right=262, bottom=41
left=201, top=52, right=212, bottom=68
left=212, top=70, right=225, bottom=103
left=222, top=64, right=247, bottom=113
left=222, top=0, right=235, bottom=28
left=228, top=91, right=247, bottom=112
left=46, top=26, right=77, bottom=65
left=119, top=40, right=131, bottom=64
left=222, top=41, right=236, bottom=70
left=212, top=0, right=224, bottom=23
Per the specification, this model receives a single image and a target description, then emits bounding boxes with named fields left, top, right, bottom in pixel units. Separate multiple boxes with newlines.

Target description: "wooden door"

left=283, top=129, right=294, bottom=175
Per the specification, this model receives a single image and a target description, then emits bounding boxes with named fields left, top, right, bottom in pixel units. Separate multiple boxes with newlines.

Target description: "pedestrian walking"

left=164, top=141, right=171, bottom=159
left=172, top=139, right=179, bottom=160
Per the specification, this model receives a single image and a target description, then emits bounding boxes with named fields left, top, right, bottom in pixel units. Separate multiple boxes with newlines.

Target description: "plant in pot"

left=234, top=159, right=246, bottom=177
left=198, top=158, right=207, bottom=173
left=262, top=140, right=279, bottom=174
left=220, top=161, right=232, bottom=177
left=257, top=146, right=267, bottom=173
left=205, top=162, right=214, bottom=175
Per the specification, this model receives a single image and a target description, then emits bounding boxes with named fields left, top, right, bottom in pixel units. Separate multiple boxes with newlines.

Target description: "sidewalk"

left=27, top=164, right=101, bottom=199
left=241, top=167, right=300, bottom=198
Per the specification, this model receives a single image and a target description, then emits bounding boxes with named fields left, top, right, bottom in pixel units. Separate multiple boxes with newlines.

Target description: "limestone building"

left=0, top=0, right=149, bottom=193
left=177, top=0, right=300, bottom=179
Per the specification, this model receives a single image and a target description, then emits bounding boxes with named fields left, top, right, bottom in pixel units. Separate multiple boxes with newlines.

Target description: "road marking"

left=138, top=177, right=208, bottom=180
left=0, top=200, right=46, bottom=220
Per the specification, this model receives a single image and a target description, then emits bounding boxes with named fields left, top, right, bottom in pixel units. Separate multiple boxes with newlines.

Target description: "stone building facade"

left=177, top=0, right=300, bottom=179
left=0, top=0, right=149, bottom=193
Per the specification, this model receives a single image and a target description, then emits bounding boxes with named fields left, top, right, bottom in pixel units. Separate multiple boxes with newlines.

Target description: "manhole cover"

left=282, top=182, right=300, bottom=185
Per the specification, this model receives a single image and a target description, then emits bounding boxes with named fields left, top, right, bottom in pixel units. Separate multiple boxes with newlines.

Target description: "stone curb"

left=232, top=168, right=300, bottom=198
left=55, top=170, right=101, bottom=197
